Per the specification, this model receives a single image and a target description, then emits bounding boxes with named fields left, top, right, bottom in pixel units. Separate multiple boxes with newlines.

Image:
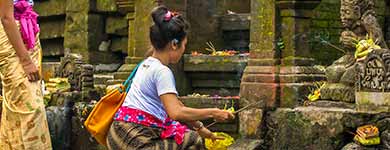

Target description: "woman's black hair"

left=150, top=5, right=189, bottom=50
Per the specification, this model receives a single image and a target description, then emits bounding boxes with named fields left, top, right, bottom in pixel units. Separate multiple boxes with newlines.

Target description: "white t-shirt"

left=122, top=57, right=178, bottom=121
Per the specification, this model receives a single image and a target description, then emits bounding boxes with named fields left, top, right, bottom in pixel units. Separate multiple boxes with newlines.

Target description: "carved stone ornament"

left=357, top=49, right=390, bottom=92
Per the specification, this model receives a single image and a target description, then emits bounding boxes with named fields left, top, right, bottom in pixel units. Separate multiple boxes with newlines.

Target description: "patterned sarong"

left=0, top=21, right=52, bottom=150
left=107, top=121, right=204, bottom=150
left=114, top=106, right=189, bottom=144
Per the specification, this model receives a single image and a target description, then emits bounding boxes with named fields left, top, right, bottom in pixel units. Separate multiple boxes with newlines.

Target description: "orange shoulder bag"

left=84, top=62, right=142, bottom=146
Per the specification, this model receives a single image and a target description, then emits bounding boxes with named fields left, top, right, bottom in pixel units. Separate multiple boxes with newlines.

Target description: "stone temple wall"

left=34, top=0, right=130, bottom=64
left=310, top=0, right=388, bottom=65
left=35, top=0, right=133, bottom=81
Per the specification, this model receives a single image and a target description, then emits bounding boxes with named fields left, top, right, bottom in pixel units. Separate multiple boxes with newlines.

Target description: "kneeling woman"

left=106, top=6, right=235, bottom=150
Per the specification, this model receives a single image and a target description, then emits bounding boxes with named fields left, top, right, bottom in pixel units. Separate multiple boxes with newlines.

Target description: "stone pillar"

left=239, top=0, right=279, bottom=138
left=276, top=0, right=325, bottom=107
left=64, top=0, right=104, bottom=63
left=239, top=0, right=324, bottom=138
left=385, top=0, right=390, bottom=46
left=126, top=0, right=156, bottom=62
left=109, top=0, right=158, bottom=84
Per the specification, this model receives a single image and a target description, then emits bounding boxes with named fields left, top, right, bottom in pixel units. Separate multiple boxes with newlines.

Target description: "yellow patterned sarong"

left=0, top=21, right=52, bottom=150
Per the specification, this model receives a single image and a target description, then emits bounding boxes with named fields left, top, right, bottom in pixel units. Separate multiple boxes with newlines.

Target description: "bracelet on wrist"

left=193, top=121, right=204, bottom=131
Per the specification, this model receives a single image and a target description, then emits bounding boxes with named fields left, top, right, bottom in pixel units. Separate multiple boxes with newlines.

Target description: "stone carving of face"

left=340, top=0, right=361, bottom=28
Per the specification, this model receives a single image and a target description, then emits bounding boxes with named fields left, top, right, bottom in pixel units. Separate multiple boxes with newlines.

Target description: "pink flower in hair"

left=164, top=11, right=172, bottom=21
left=164, top=11, right=179, bottom=21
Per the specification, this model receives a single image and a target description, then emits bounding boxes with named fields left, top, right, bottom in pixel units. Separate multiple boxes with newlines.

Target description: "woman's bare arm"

left=0, top=0, right=30, bottom=61
left=160, top=93, right=234, bottom=122
left=0, top=0, right=40, bottom=81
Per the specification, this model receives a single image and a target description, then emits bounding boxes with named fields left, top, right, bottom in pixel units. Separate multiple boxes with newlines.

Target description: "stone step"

left=113, top=71, right=131, bottom=80
left=94, top=63, right=121, bottom=73
left=125, top=57, right=144, bottom=64
left=106, top=79, right=125, bottom=85
left=118, top=64, right=137, bottom=72
left=93, top=74, right=114, bottom=85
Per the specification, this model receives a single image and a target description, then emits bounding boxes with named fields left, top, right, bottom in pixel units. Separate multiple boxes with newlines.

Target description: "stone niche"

left=183, top=54, right=248, bottom=96
left=356, top=49, right=390, bottom=109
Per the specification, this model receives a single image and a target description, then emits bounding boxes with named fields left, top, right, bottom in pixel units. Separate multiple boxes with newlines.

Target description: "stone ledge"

left=266, top=106, right=390, bottom=149
left=227, top=138, right=263, bottom=150
left=356, top=92, right=390, bottom=106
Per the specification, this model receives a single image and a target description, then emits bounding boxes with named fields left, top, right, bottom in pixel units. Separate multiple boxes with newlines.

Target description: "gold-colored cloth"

left=0, top=22, right=52, bottom=150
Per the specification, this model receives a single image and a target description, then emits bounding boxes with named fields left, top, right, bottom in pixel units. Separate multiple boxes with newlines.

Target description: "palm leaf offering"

left=353, top=125, right=380, bottom=146
left=354, top=34, right=381, bottom=61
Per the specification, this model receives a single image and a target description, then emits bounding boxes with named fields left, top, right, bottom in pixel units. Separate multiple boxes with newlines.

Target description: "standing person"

left=106, top=5, right=235, bottom=150
left=0, top=0, right=52, bottom=149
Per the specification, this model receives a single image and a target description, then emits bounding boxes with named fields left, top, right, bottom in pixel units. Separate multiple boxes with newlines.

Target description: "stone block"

left=106, top=16, right=128, bottom=36
left=96, top=0, right=117, bottom=12
left=133, top=0, right=156, bottom=57
left=281, top=57, right=315, bottom=66
left=64, top=13, right=89, bottom=50
left=183, top=55, right=248, bottom=72
left=125, top=56, right=144, bottom=64
left=64, top=13, right=105, bottom=60
left=66, top=0, right=94, bottom=12
left=110, top=37, right=128, bottom=53
left=116, top=0, right=135, bottom=13
left=42, top=62, right=61, bottom=81
left=94, top=64, right=121, bottom=73
left=250, top=0, right=276, bottom=52
left=106, top=79, right=124, bottom=85
left=266, top=106, right=389, bottom=150
left=240, top=82, right=278, bottom=108
left=239, top=109, right=263, bottom=138
left=279, top=74, right=326, bottom=83
left=117, top=64, right=137, bottom=72
left=113, top=71, right=131, bottom=80
left=248, top=58, right=279, bottom=66
left=34, top=0, right=66, bottom=17
left=356, top=92, right=390, bottom=107
left=279, top=66, right=325, bottom=74
left=179, top=96, right=239, bottom=109
left=320, top=83, right=355, bottom=102
left=279, top=83, right=314, bottom=107
left=221, top=13, right=251, bottom=30
left=93, top=74, right=114, bottom=85
left=241, top=74, right=278, bottom=83
left=39, top=19, right=65, bottom=40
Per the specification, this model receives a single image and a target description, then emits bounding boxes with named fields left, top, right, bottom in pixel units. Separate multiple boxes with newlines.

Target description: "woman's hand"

left=197, top=127, right=224, bottom=141
left=211, top=108, right=235, bottom=122
left=21, top=57, right=40, bottom=82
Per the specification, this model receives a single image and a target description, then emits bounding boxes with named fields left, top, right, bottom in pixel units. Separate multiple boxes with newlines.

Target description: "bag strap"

left=123, top=61, right=143, bottom=92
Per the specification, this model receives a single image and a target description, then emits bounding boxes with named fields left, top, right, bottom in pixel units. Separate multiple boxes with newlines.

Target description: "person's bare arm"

left=0, top=0, right=40, bottom=81
left=160, top=93, right=234, bottom=122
